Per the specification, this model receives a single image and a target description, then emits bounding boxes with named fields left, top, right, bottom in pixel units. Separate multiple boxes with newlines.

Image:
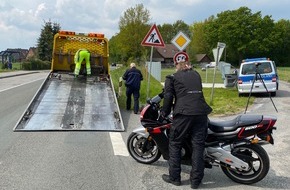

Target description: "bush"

left=22, top=59, right=51, bottom=70
left=1, top=63, right=6, bottom=69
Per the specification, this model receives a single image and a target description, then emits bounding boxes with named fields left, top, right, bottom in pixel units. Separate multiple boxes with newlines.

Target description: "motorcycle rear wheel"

left=221, top=144, right=269, bottom=184
left=127, top=132, right=161, bottom=164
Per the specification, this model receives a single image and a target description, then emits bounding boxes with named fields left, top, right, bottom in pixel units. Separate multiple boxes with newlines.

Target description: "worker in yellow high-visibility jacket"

left=74, top=49, right=91, bottom=77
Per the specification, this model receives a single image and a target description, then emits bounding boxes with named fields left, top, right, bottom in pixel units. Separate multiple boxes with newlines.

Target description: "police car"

left=237, top=58, right=279, bottom=97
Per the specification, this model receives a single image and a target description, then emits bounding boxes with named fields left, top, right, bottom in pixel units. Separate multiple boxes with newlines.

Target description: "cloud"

left=35, top=3, right=47, bottom=17
left=174, top=0, right=203, bottom=6
left=1, top=0, right=290, bottom=50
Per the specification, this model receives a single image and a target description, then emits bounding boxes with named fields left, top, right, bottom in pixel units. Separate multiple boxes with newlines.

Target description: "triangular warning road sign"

left=141, top=24, right=165, bottom=47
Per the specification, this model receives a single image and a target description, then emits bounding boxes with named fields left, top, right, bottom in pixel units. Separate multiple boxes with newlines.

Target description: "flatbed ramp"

left=14, top=73, right=124, bottom=131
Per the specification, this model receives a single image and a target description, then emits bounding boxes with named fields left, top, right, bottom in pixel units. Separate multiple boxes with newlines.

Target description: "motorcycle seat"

left=208, top=114, right=263, bottom=132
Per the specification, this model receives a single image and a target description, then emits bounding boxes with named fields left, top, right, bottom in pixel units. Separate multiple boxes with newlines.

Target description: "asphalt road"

left=0, top=71, right=289, bottom=190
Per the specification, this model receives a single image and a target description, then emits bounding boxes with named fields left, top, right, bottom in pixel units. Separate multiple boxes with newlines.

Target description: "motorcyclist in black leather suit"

left=160, top=58, right=212, bottom=189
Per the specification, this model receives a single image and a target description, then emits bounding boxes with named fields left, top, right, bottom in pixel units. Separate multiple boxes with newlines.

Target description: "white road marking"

left=110, top=132, right=129, bottom=156
left=0, top=78, right=46, bottom=93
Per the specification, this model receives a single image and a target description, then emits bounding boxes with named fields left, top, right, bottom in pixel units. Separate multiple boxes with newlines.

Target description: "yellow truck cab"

left=237, top=57, right=279, bottom=97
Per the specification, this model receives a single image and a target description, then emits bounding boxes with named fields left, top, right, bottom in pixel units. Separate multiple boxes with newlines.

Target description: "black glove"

left=158, top=89, right=164, bottom=99
left=157, top=111, right=166, bottom=123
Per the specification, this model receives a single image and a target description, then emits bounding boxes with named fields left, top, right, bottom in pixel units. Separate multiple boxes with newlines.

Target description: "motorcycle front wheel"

left=127, top=132, right=161, bottom=164
left=221, top=144, right=270, bottom=184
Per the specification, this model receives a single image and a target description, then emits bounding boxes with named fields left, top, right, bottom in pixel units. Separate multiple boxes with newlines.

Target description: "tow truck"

left=14, top=30, right=124, bottom=131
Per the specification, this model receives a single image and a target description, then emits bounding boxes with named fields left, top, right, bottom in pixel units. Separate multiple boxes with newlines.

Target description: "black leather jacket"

left=162, top=68, right=212, bottom=116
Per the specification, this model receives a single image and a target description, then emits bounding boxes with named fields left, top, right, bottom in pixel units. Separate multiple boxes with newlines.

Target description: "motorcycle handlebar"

left=147, top=90, right=164, bottom=105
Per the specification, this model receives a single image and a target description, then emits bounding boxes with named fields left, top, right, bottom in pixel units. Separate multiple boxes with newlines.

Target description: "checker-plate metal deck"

left=14, top=73, right=124, bottom=131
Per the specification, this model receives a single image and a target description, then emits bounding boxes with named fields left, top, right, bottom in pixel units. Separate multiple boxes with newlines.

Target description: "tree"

left=115, top=4, right=151, bottom=64
left=204, top=7, right=277, bottom=64
left=189, top=20, right=212, bottom=55
left=272, top=19, right=290, bottom=66
left=109, top=35, right=121, bottom=64
left=37, top=20, right=60, bottom=61
left=172, top=20, right=191, bottom=38
left=159, top=20, right=191, bottom=44
left=158, top=23, right=174, bottom=44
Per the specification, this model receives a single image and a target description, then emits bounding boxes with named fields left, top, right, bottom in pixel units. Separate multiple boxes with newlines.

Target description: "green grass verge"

left=0, top=62, right=23, bottom=72
left=277, top=67, right=290, bottom=83
left=110, top=66, right=163, bottom=110
left=203, top=88, right=254, bottom=116
left=162, top=67, right=225, bottom=83
left=111, top=66, right=254, bottom=116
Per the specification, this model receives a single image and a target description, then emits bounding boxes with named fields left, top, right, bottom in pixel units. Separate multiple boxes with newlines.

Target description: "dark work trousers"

left=126, top=87, right=140, bottom=113
left=168, top=114, right=208, bottom=184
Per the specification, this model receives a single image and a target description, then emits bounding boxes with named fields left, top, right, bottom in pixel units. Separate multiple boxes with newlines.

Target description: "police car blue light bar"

left=243, top=58, right=268, bottom=62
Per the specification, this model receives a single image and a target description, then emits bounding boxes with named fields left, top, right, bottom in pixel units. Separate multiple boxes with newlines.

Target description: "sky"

left=1, top=0, right=290, bottom=51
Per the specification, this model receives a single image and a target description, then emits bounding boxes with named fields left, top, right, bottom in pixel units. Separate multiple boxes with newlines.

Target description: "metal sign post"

left=141, top=24, right=165, bottom=99
left=146, top=46, right=154, bottom=99
left=210, top=42, right=226, bottom=105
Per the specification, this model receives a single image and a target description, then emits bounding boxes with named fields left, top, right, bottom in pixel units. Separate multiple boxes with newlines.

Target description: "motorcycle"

left=127, top=92, right=277, bottom=184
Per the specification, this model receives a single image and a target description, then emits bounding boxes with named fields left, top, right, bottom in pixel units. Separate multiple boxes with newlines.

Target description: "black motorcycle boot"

left=162, top=174, right=181, bottom=186
left=190, top=177, right=201, bottom=189
left=191, top=183, right=200, bottom=189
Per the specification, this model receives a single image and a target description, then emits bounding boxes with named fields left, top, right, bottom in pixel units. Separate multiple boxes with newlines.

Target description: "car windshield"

left=241, top=62, right=272, bottom=75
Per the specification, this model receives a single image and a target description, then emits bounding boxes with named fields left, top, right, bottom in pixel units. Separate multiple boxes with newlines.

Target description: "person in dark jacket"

left=122, top=63, right=143, bottom=114
left=160, top=56, right=212, bottom=189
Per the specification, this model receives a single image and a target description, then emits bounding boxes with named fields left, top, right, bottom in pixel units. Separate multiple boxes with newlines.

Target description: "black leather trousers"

left=168, top=114, right=208, bottom=184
